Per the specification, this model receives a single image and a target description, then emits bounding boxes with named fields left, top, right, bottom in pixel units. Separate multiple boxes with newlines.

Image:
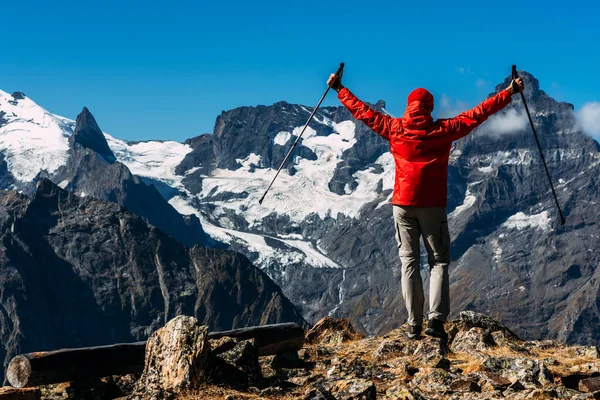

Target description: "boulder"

left=410, top=368, right=454, bottom=393
left=372, top=339, right=406, bottom=360
left=476, top=372, right=512, bottom=392
left=451, top=327, right=496, bottom=352
left=449, top=378, right=481, bottom=392
left=453, top=312, right=520, bottom=340
left=328, top=379, right=376, bottom=400
left=130, top=316, right=210, bottom=399
left=481, top=356, right=553, bottom=388
left=217, top=339, right=262, bottom=384
left=306, top=317, right=363, bottom=345
left=407, top=336, right=450, bottom=360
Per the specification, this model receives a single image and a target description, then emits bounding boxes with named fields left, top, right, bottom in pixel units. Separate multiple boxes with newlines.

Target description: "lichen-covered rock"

left=325, top=356, right=393, bottom=382
left=327, top=379, right=376, bottom=400
left=476, top=372, right=512, bottom=392
left=412, top=335, right=450, bottom=362
left=215, top=339, right=262, bottom=386
left=453, top=312, right=520, bottom=340
left=130, top=316, right=210, bottom=399
left=451, top=327, right=496, bottom=352
left=409, top=369, right=454, bottom=394
left=306, top=317, right=362, bottom=345
left=372, top=339, right=406, bottom=360
left=481, top=356, right=553, bottom=388
left=571, top=346, right=600, bottom=359
left=384, top=385, right=429, bottom=399
left=449, top=378, right=481, bottom=392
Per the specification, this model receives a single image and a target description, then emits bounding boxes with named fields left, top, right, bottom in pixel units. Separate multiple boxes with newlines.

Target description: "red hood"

left=402, top=101, right=434, bottom=132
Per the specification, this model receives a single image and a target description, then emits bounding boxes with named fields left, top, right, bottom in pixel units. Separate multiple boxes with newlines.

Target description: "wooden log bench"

left=7, top=322, right=304, bottom=388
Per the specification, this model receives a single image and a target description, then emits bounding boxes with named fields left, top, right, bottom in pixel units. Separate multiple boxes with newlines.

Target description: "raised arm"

left=442, top=78, right=524, bottom=141
left=327, top=73, right=397, bottom=141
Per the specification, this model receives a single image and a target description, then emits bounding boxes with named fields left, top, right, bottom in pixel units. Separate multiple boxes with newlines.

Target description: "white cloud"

left=478, top=108, right=529, bottom=136
left=455, top=67, right=465, bottom=74
left=476, top=78, right=489, bottom=89
left=575, top=102, right=600, bottom=138
left=436, top=94, right=470, bottom=119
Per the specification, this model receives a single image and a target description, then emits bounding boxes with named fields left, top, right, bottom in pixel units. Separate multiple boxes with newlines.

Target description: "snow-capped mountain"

left=0, top=89, right=212, bottom=248
left=1, top=72, right=599, bottom=346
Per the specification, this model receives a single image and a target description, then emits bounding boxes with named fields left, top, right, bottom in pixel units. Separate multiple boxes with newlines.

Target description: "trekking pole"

left=512, top=65, right=566, bottom=225
left=258, top=62, right=345, bottom=205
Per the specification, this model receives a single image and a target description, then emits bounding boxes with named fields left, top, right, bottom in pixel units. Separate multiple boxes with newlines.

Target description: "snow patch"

left=106, top=135, right=192, bottom=190
left=274, top=131, right=291, bottom=146
left=502, top=211, right=552, bottom=232
left=0, top=90, right=72, bottom=182
left=237, top=153, right=262, bottom=169
left=449, top=191, right=476, bottom=219
left=197, top=122, right=395, bottom=226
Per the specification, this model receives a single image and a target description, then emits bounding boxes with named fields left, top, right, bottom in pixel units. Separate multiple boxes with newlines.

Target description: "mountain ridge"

left=1, top=72, right=599, bottom=348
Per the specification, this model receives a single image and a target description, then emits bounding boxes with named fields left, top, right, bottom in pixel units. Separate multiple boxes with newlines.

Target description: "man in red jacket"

left=327, top=72, right=523, bottom=339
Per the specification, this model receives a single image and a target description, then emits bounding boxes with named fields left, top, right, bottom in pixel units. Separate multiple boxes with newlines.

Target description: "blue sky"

left=1, top=0, right=599, bottom=141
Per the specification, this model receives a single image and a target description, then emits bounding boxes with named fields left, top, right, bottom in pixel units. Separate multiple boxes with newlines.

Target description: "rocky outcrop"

left=305, top=317, right=362, bottom=345
left=131, top=316, right=210, bottom=399
left=7, top=313, right=598, bottom=399
left=0, top=180, right=305, bottom=383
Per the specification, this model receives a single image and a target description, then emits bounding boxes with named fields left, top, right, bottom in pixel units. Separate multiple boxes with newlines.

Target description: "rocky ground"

left=2, top=312, right=599, bottom=399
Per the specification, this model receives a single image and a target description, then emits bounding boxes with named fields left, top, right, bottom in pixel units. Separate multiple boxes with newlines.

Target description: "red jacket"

left=338, top=87, right=513, bottom=208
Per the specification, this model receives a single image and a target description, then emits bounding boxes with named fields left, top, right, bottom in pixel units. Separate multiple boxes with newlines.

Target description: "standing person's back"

left=328, top=70, right=523, bottom=339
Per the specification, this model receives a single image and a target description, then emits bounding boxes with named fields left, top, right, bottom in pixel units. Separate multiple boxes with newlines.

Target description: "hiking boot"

left=406, top=324, right=422, bottom=339
left=425, top=318, right=447, bottom=339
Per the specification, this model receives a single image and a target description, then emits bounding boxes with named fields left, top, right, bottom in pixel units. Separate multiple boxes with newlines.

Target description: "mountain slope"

left=1, top=73, right=598, bottom=347
left=124, top=72, right=600, bottom=345
left=0, top=179, right=305, bottom=383
left=0, top=90, right=212, bottom=248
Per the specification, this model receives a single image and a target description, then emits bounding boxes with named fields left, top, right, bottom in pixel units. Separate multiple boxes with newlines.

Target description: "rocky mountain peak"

left=70, top=107, right=116, bottom=163
left=11, top=92, right=26, bottom=100
left=494, top=70, right=575, bottom=114
left=34, top=176, right=62, bottom=196
left=374, top=99, right=386, bottom=110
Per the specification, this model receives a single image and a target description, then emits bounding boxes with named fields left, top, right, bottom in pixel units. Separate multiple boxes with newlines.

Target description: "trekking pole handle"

left=512, top=64, right=518, bottom=79
left=335, top=62, right=345, bottom=77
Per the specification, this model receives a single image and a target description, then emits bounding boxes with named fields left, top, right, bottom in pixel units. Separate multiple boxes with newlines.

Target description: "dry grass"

left=175, top=329, right=600, bottom=400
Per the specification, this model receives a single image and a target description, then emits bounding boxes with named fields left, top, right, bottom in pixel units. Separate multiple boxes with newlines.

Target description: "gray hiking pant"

left=393, top=205, right=450, bottom=326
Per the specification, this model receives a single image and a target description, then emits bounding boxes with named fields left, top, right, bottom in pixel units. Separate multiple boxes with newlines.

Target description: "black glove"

left=327, top=73, right=344, bottom=92
left=508, top=78, right=524, bottom=95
